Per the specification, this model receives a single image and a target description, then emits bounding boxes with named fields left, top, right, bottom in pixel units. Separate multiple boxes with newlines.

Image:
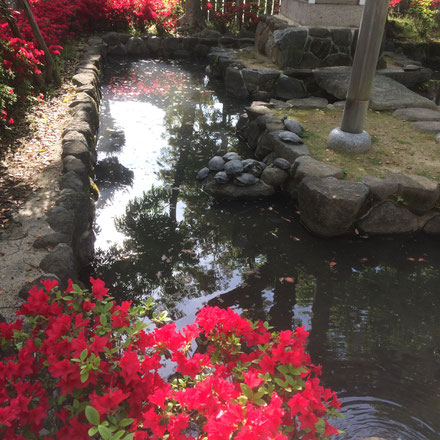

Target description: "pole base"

left=327, top=127, right=371, bottom=154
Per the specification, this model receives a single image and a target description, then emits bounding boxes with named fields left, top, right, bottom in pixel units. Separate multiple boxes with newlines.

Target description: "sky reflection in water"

left=94, top=58, right=440, bottom=440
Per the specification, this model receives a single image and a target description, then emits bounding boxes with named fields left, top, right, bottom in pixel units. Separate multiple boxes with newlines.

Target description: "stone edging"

left=202, top=102, right=440, bottom=237
left=29, top=31, right=250, bottom=290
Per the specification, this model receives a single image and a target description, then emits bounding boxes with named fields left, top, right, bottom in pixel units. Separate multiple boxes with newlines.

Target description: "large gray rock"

left=126, top=36, right=147, bottom=56
left=377, top=67, right=432, bottom=88
left=225, top=67, right=248, bottom=99
left=261, top=165, right=288, bottom=187
left=360, top=175, right=398, bottom=201
left=273, top=140, right=310, bottom=163
left=357, top=201, right=419, bottom=235
left=298, top=176, right=369, bottom=237
left=384, top=172, right=440, bottom=214
left=314, top=67, right=438, bottom=110
left=205, top=180, right=275, bottom=200
left=271, top=27, right=308, bottom=68
left=393, top=107, right=440, bottom=121
left=291, top=156, right=345, bottom=184
left=275, top=74, right=307, bottom=100
left=256, top=130, right=310, bottom=162
left=47, top=206, right=75, bottom=236
left=423, top=214, right=440, bottom=235
left=39, top=244, right=77, bottom=283
left=242, top=69, right=280, bottom=93
left=412, top=120, right=440, bottom=133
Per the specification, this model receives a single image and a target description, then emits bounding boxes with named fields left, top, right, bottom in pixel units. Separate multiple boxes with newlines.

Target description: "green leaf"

left=85, top=406, right=100, bottom=426
left=119, top=418, right=134, bottom=427
left=114, top=430, right=126, bottom=440
left=274, top=378, right=287, bottom=388
left=122, top=433, right=135, bottom=440
left=88, top=426, right=99, bottom=436
left=100, top=314, right=108, bottom=327
left=240, top=383, right=253, bottom=400
left=315, top=418, right=325, bottom=435
left=277, top=365, right=289, bottom=375
left=80, top=348, right=88, bottom=361
left=104, top=301, right=113, bottom=312
left=98, top=425, right=112, bottom=440
left=80, top=370, right=89, bottom=383
left=254, top=398, right=266, bottom=406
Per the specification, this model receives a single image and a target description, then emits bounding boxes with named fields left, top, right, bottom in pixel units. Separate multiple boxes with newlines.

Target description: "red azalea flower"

left=89, top=277, right=109, bottom=300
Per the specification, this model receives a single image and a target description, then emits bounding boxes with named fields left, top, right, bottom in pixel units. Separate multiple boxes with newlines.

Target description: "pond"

left=94, top=58, right=440, bottom=440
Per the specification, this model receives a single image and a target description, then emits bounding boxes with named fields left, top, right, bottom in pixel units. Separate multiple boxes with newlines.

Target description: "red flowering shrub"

left=0, top=279, right=341, bottom=439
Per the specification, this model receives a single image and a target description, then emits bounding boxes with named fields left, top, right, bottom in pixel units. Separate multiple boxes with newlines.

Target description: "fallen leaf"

left=360, top=257, right=368, bottom=262
left=329, top=261, right=337, bottom=266
left=284, top=277, right=295, bottom=283
left=407, top=257, right=415, bottom=261
left=182, top=249, right=193, bottom=254
left=246, top=270, right=255, bottom=275
left=418, top=258, right=424, bottom=262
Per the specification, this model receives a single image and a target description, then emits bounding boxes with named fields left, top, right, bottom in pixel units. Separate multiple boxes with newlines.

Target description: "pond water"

left=94, top=58, right=440, bottom=440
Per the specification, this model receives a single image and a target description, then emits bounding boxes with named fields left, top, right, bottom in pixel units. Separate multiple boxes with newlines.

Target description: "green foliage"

left=408, top=0, right=438, bottom=40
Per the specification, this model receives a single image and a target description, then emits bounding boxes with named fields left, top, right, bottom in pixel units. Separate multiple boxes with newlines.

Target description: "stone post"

left=327, top=0, right=389, bottom=153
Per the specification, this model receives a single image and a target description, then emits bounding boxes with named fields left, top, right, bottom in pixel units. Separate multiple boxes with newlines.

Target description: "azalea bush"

left=0, top=278, right=342, bottom=439
left=0, top=0, right=180, bottom=128
left=389, top=0, right=440, bottom=40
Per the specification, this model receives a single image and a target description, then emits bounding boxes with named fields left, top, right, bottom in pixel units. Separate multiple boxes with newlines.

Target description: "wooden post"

left=340, top=0, right=389, bottom=134
left=17, top=0, right=61, bottom=86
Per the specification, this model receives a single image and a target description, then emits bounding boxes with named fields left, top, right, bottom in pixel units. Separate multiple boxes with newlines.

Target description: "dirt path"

left=0, top=75, right=79, bottom=322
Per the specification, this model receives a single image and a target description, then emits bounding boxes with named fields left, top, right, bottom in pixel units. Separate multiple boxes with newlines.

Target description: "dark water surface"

left=94, top=58, right=440, bottom=440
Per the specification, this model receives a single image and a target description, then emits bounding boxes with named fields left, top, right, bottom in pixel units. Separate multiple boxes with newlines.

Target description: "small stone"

left=412, top=120, right=440, bottom=133
left=208, top=156, right=225, bottom=171
left=235, top=173, right=259, bottom=186
left=286, top=97, right=328, bottom=109
left=436, top=133, right=440, bottom=144
left=283, top=118, right=304, bottom=137
left=273, top=158, right=291, bottom=170
left=223, top=152, right=242, bottom=161
left=393, top=107, right=440, bottom=121
left=197, top=167, right=210, bottom=180
left=214, top=171, right=230, bottom=183
left=269, top=98, right=292, bottom=109
left=278, top=131, right=302, bottom=144
left=224, top=159, right=244, bottom=176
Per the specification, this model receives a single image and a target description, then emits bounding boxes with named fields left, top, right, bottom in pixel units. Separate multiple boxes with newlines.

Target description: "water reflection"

left=94, top=58, right=440, bottom=439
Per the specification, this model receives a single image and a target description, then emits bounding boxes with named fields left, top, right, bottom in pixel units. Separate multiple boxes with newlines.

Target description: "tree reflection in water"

left=94, top=58, right=440, bottom=438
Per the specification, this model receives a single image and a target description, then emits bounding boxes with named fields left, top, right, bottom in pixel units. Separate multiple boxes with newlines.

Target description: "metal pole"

left=341, top=0, right=389, bottom=134
left=327, top=0, right=389, bottom=153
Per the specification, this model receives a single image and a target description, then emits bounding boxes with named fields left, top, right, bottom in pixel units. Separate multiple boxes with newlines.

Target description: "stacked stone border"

left=30, top=31, right=258, bottom=290
left=228, top=104, right=440, bottom=237
left=31, top=30, right=440, bottom=293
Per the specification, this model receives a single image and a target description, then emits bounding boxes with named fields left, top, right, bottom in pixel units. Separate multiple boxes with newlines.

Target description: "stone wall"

left=231, top=103, right=440, bottom=237
left=255, top=15, right=358, bottom=69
